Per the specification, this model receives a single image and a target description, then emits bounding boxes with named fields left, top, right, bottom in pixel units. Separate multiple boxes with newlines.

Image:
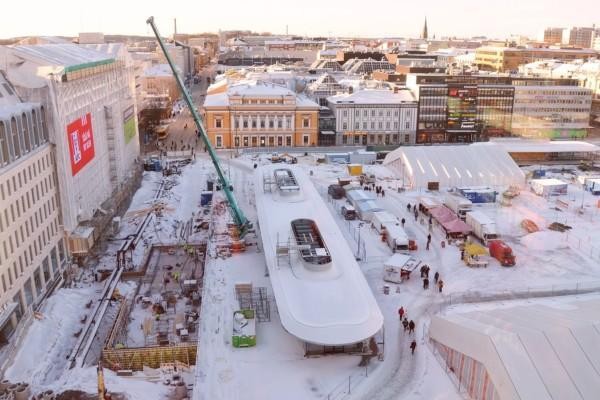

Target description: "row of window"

left=0, top=107, right=50, bottom=167
left=342, top=121, right=412, bottom=131
left=0, top=153, right=53, bottom=201
left=340, top=133, right=412, bottom=145
left=215, top=134, right=309, bottom=148
left=516, top=90, right=590, bottom=96
left=342, top=108, right=413, bottom=118
left=514, top=99, right=590, bottom=105
left=214, top=115, right=311, bottom=130
left=513, top=108, right=590, bottom=113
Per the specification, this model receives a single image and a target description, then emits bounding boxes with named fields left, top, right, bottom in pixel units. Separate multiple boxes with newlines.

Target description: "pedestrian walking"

left=420, top=265, right=425, bottom=278
left=423, top=277, right=429, bottom=290
left=410, top=340, right=417, bottom=355
left=424, top=265, right=430, bottom=278
left=398, top=306, right=405, bottom=320
left=426, top=241, right=430, bottom=251
left=434, top=271, right=439, bottom=284
left=381, top=189, right=385, bottom=197
left=407, top=203, right=411, bottom=212
left=402, top=318, right=409, bottom=332
left=408, top=320, right=415, bottom=334
left=438, top=279, right=444, bottom=293
left=401, top=217, right=405, bottom=227
left=460, top=249, right=465, bottom=260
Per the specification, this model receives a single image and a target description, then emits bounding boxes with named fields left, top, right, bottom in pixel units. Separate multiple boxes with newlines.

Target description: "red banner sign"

left=67, top=113, right=95, bottom=176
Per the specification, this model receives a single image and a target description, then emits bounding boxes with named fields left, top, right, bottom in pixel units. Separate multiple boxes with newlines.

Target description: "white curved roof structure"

left=430, top=295, right=600, bottom=400
left=383, top=144, right=525, bottom=189
left=255, top=165, right=383, bottom=345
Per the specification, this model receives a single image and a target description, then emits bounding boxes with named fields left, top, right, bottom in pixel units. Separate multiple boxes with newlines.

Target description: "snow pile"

left=520, top=231, right=569, bottom=251
left=48, top=366, right=172, bottom=400
left=5, top=286, right=95, bottom=386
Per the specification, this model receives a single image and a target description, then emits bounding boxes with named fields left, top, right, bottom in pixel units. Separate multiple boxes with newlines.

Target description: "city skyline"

left=1, top=0, right=599, bottom=40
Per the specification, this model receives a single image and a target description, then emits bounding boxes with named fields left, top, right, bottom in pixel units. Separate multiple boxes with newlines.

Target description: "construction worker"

left=410, top=340, right=417, bottom=355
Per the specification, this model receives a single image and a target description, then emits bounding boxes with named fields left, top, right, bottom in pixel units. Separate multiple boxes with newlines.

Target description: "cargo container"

left=372, top=211, right=400, bottom=233
left=384, top=224, right=410, bottom=253
left=458, top=187, right=497, bottom=204
left=465, top=211, right=498, bottom=245
left=488, top=240, right=516, bottom=267
left=530, top=178, right=568, bottom=197
left=444, top=194, right=473, bottom=220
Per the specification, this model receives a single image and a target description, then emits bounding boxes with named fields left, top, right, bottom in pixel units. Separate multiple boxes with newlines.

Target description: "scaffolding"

left=235, top=283, right=271, bottom=323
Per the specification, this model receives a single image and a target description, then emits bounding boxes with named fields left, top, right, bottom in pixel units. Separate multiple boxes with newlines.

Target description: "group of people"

left=363, top=184, right=386, bottom=197
left=398, top=307, right=418, bottom=355
left=419, top=265, right=444, bottom=293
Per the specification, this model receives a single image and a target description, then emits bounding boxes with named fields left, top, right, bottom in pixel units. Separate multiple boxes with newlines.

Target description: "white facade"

left=512, top=85, right=592, bottom=138
left=0, top=78, right=66, bottom=341
left=0, top=44, right=140, bottom=234
left=327, top=89, right=418, bottom=145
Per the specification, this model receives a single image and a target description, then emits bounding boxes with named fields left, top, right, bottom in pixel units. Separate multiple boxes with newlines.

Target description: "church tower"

left=422, top=17, right=428, bottom=39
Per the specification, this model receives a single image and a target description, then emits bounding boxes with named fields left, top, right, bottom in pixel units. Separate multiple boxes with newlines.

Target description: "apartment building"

left=0, top=76, right=65, bottom=343
left=568, top=27, right=596, bottom=49
left=0, top=44, right=140, bottom=254
left=475, top=46, right=597, bottom=72
left=327, top=88, right=418, bottom=146
left=203, top=80, right=319, bottom=148
left=544, top=28, right=566, bottom=45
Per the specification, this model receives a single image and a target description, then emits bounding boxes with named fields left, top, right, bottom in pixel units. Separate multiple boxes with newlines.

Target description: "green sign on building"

left=123, top=105, right=137, bottom=144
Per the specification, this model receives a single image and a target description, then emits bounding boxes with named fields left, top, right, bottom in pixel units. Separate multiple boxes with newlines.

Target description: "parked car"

left=328, top=184, right=345, bottom=199
left=341, top=205, right=357, bottom=220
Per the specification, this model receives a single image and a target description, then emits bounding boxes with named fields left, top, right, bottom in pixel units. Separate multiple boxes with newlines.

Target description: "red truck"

left=488, top=240, right=515, bottom=267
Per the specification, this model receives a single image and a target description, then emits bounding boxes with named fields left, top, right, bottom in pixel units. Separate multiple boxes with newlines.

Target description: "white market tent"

left=383, top=144, right=525, bottom=189
left=430, top=295, right=600, bottom=400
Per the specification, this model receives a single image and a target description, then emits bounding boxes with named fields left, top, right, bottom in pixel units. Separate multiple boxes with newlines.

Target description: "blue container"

left=532, top=169, right=545, bottom=179
left=200, top=191, right=213, bottom=206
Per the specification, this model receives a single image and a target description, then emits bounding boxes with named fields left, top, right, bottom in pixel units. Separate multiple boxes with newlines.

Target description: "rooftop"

left=328, top=88, right=416, bottom=104
left=8, top=44, right=114, bottom=71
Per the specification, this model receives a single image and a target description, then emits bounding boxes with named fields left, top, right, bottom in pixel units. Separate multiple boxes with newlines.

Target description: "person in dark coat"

left=398, top=306, right=405, bottom=320
left=408, top=320, right=415, bottom=334
left=402, top=318, right=409, bottom=332
left=420, top=265, right=426, bottom=278
left=438, top=279, right=444, bottom=293
left=434, top=271, right=440, bottom=284
left=424, top=265, right=430, bottom=278
left=423, top=277, right=429, bottom=290
left=407, top=203, right=411, bottom=212
left=410, top=339, right=417, bottom=355
left=401, top=217, right=405, bottom=227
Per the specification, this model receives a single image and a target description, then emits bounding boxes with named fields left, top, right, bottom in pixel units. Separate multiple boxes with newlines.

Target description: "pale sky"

left=1, top=0, right=598, bottom=40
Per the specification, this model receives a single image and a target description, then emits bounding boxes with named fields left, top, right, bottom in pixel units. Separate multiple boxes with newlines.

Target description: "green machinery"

left=146, top=16, right=250, bottom=235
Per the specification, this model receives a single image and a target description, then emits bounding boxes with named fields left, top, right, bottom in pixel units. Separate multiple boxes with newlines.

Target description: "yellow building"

left=475, top=46, right=597, bottom=72
left=202, top=80, right=319, bottom=148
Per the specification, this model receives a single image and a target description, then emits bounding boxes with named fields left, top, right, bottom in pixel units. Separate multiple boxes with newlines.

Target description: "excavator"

left=146, top=16, right=251, bottom=236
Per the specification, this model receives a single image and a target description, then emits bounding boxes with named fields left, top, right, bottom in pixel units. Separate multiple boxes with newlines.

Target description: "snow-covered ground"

left=6, top=152, right=600, bottom=400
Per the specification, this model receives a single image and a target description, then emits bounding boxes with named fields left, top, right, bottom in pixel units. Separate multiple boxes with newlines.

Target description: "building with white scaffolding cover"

left=255, top=165, right=383, bottom=347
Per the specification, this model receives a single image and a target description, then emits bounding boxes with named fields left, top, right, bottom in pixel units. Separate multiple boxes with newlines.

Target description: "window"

left=252, top=119, right=257, bottom=128
left=303, top=135, right=309, bottom=145
left=234, top=119, right=239, bottom=129
left=343, top=110, right=348, bottom=117
left=371, top=122, right=375, bottom=129
left=22, top=114, right=31, bottom=153
left=234, top=136, right=240, bottom=147
left=286, top=136, right=292, bottom=146
left=260, top=119, right=265, bottom=128
left=302, top=118, right=310, bottom=128
left=11, top=117, right=20, bottom=158
left=268, top=136, right=275, bottom=146
left=277, top=119, right=283, bottom=129
left=215, top=135, right=223, bottom=148
left=215, top=118, right=222, bottom=128
left=0, top=121, right=9, bottom=165
left=355, top=122, right=360, bottom=129
left=286, top=119, right=291, bottom=129
left=243, top=119, right=248, bottom=128
left=342, top=122, right=347, bottom=130
left=268, top=119, right=274, bottom=129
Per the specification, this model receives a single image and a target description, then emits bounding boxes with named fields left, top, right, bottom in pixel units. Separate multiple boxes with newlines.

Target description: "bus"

left=155, top=125, right=169, bottom=140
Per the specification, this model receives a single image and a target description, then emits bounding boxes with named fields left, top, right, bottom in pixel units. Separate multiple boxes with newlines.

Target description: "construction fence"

left=101, top=343, right=196, bottom=371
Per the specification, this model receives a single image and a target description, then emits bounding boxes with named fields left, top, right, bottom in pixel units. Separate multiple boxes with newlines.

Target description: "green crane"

left=146, top=16, right=250, bottom=235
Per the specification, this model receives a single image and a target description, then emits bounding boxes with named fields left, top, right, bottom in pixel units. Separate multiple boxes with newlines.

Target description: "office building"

left=475, top=47, right=597, bottom=72
left=568, top=27, right=596, bottom=49
left=0, top=44, right=141, bottom=254
left=543, top=28, right=566, bottom=45
left=0, top=75, right=66, bottom=343
left=327, top=88, right=418, bottom=146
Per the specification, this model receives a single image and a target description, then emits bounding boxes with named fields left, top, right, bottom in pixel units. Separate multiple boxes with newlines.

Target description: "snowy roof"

left=487, top=139, right=600, bottom=154
left=204, top=80, right=319, bottom=108
left=255, top=165, right=383, bottom=345
left=81, top=43, right=126, bottom=60
left=328, top=89, right=416, bottom=104
left=384, top=144, right=525, bottom=189
left=143, top=64, right=177, bottom=77
left=8, top=44, right=113, bottom=69
left=430, top=294, right=600, bottom=400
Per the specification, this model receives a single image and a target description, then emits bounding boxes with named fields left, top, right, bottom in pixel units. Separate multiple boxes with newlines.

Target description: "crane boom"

left=146, top=16, right=250, bottom=234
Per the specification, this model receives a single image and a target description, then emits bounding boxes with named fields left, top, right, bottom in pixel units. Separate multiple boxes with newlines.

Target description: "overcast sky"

left=1, top=0, right=598, bottom=40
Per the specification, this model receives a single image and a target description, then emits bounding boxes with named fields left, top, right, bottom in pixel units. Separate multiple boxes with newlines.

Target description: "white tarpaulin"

left=384, top=144, right=525, bottom=189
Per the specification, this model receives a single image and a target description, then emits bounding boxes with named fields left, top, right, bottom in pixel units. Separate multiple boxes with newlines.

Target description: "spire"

left=422, top=17, right=428, bottom=40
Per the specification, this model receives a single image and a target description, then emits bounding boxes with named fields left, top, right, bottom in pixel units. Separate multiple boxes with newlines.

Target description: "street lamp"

left=356, top=222, right=365, bottom=260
